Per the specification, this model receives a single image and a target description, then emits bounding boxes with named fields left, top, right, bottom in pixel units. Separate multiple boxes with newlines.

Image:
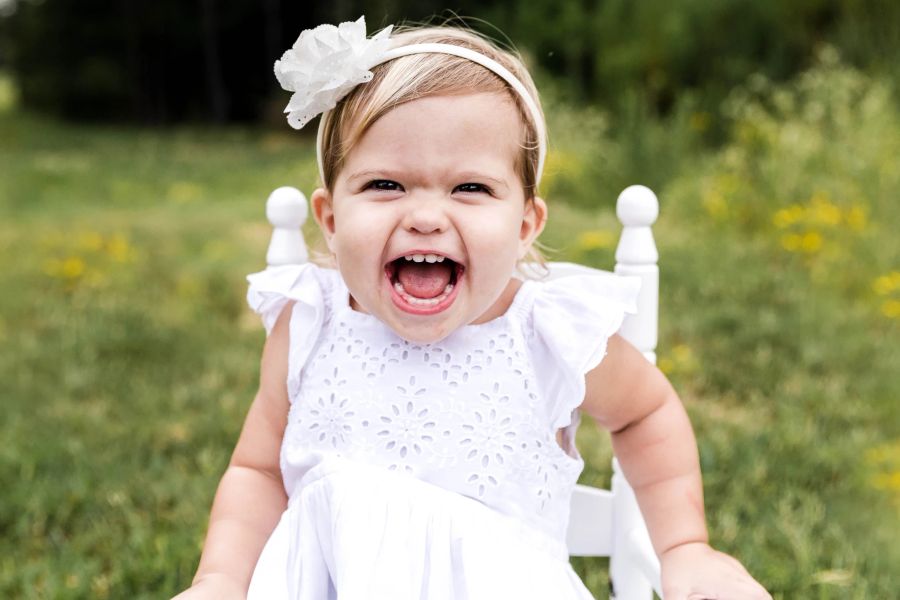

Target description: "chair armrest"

left=566, top=484, right=615, bottom=556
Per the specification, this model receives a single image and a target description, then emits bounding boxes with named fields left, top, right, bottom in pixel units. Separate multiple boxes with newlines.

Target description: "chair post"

left=611, top=185, right=662, bottom=599
left=614, top=185, right=659, bottom=365
left=610, top=459, right=661, bottom=599
left=265, top=186, right=309, bottom=267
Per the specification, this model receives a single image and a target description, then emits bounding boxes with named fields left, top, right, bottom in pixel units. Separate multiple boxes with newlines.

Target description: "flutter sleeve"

left=246, top=263, right=331, bottom=396
left=529, top=271, right=642, bottom=430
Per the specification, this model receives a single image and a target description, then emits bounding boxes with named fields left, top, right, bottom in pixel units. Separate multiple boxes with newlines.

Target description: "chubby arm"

left=581, top=334, right=770, bottom=599
left=582, top=334, right=706, bottom=555
left=173, top=303, right=295, bottom=599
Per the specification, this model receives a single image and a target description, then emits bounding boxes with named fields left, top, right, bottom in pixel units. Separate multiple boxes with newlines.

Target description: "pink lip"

left=384, top=269, right=463, bottom=316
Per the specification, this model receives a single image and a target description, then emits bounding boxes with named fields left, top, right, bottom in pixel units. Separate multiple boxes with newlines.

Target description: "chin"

left=391, top=327, right=456, bottom=344
left=388, top=317, right=457, bottom=345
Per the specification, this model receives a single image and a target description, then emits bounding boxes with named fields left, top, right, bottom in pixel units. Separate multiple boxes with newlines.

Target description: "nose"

left=401, top=196, right=450, bottom=235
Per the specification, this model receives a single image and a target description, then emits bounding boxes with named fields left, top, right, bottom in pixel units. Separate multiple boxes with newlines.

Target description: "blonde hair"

left=318, top=24, right=545, bottom=200
left=314, top=23, right=550, bottom=273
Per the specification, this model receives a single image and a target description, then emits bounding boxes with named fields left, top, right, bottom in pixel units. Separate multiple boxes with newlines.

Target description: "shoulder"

left=259, top=299, right=294, bottom=384
left=517, top=268, right=642, bottom=430
left=528, top=266, right=641, bottom=313
left=524, top=269, right=641, bottom=372
left=246, top=262, right=341, bottom=335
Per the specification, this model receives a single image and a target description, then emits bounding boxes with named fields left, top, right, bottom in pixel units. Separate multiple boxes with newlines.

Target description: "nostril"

left=403, top=205, right=449, bottom=234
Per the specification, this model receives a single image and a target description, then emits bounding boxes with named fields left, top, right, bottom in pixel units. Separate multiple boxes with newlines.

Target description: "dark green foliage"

left=3, top=0, right=899, bottom=124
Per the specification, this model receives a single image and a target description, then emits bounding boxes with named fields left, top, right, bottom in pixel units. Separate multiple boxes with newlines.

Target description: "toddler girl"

left=174, top=17, right=771, bottom=600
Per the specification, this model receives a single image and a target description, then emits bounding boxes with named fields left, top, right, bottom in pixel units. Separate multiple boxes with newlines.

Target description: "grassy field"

left=2, top=53, right=899, bottom=598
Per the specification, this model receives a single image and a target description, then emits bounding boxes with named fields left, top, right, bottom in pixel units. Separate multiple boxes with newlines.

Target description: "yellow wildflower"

left=658, top=344, right=698, bottom=376
left=77, top=231, right=104, bottom=252
left=772, top=205, right=804, bottom=228
left=800, top=231, right=823, bottom=253
left=673, top=344, right=693, bottom=363
left=702, top=190, right=728, bottom=219
left=845, top=204, right=868, bottom=231
left=873, top=472, right=900, bottom=491
left=866, top=440, right=900, bottom=510
left=106, top=234, right=133, bottom=263
left=809, top=192, right=842, bottom=226
left=872, top=272, right=900, bottom=296
left=576, top=230, right=615, bottom=251
left=866, top=445, right=889, bottom=463
left=658, top=357, right=675, bottom=375
left=539, top=149, right=581, bottom=195
left=61, top=256, right=86, bottom=279
left=881, top=300, right=900, bottom=319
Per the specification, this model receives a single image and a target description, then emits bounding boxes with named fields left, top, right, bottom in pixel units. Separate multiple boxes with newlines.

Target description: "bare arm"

left=582, top=334, right=770, bottom=599
left=174, top=303, right=294, bottom=598
left=582, top=333, right=706, bottom=555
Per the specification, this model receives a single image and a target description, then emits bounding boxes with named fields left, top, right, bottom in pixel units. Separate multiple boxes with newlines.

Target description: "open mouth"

left=384, top=252, right=465, bottom=313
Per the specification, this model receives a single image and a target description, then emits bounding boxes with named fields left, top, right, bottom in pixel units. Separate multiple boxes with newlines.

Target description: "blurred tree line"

left=0, top=0, right=897, bottom=124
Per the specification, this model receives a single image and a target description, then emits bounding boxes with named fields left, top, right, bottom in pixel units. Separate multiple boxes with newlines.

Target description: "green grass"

left=2, top=54, right=899, bottom=598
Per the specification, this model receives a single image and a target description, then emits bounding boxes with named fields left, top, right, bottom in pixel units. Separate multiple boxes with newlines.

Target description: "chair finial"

left=266, top=186, right=308, bottom=229
left=265, top=187, right=309, bottom=267
left=616, top=185, right=659, bottom=228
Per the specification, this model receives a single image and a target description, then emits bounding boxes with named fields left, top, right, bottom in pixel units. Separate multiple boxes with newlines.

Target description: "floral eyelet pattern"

left=284, top=307, right=584, bottom=542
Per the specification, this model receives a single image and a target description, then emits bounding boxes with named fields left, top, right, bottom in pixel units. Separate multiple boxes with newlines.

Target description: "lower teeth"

left=393, top=282, right=454, bottom=306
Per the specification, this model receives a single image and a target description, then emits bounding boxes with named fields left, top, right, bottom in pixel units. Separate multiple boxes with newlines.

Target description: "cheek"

left=332, top=206, right=383, bottom=247
left=496, top=208, right=528, bottom=245
left=475, top=216, right=526, bottom=266
left=331, top=214, right=397, bottom=278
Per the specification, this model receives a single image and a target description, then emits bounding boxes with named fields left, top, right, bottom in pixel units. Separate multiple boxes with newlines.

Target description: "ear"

left=310, top=187, right=336, bottom=252
left=519, top=196, right=548, bottom=258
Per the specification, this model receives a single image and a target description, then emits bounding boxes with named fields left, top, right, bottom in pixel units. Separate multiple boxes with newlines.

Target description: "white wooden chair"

left=260, top=184, right=663, bottom=599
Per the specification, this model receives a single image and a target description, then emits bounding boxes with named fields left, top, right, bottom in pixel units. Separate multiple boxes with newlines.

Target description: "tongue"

left=396, top=261, right=452, bottom=299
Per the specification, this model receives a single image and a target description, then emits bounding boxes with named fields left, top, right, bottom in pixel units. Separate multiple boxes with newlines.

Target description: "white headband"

left=274, top=17, right=547, bottom=185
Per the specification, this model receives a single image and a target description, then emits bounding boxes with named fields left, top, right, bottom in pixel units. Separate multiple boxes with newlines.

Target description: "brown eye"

left=367, top=180, right=403, bottom=191
left=454, top=183, right=491, bottom=194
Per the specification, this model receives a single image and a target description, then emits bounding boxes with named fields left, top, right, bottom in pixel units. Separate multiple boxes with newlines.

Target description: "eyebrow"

left=456, top=172, right=510, bottom=193
left=345, top=169, right=511, bottom=193
left=345, top=170, right=401, bottom=186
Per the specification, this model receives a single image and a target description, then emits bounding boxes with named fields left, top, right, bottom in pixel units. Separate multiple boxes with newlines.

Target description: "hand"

left=170, top=573, right=245, bottom=600
left=660, top=542, right=772, bottom=600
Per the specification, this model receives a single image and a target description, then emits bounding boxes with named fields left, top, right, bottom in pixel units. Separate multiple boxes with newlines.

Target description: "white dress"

left=244, top=263, right=640, bottom=600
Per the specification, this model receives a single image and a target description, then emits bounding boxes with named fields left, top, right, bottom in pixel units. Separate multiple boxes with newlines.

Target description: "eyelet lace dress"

left=244, top=263, right=640, bottom=600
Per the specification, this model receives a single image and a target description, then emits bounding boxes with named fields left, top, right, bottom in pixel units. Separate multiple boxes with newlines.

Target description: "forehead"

left=343, top=93, right=524, bottom=178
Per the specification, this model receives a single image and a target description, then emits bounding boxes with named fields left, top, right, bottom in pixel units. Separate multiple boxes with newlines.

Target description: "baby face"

left=312, top=92, right=545, bottom=343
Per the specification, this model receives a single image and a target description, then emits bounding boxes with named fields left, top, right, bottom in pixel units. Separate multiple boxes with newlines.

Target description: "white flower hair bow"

left=276, top=16, right=548, bottom=183
left=274, top=16, right=393, bottom=129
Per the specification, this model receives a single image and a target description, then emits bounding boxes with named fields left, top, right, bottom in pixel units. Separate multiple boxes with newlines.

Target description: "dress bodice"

left=247, top=263, right=640, bottom=544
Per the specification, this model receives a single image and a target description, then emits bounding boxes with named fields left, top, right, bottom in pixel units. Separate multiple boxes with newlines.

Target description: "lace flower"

left=274, top=16, right=393, bottom=129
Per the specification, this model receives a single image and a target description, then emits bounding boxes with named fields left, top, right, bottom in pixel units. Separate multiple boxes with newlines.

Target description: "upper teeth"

left=404, top=253, right=445, bottom=263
